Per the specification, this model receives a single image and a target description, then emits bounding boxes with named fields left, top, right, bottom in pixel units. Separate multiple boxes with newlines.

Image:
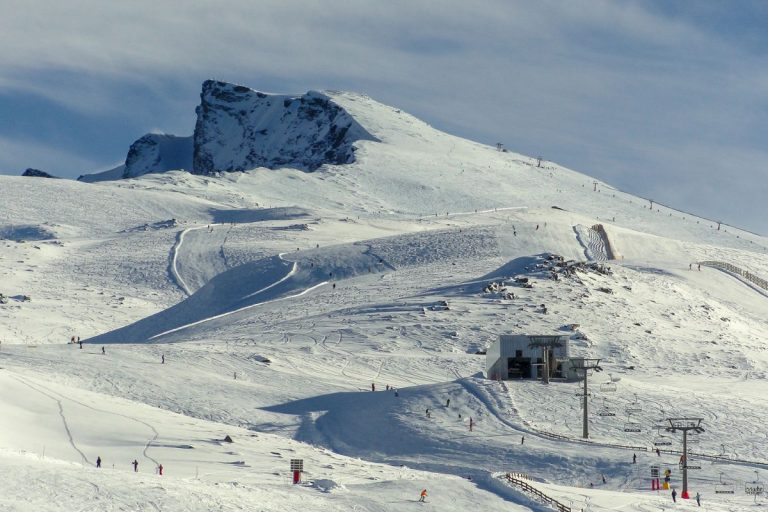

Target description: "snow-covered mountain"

left=2, top=81, right=767, bottom=511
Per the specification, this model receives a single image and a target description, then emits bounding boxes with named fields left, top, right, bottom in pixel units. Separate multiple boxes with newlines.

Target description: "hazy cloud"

left=0, top=0, right=766, bottom=233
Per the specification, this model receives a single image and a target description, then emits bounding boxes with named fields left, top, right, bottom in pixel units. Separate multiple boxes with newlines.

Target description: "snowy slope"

left=1, top=84, right=767, bottom=511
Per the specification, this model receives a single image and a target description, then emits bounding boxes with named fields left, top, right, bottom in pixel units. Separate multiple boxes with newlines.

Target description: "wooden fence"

left=699, top=260, right=768, bottom=291
left=505, top=473, right=571, bottom=512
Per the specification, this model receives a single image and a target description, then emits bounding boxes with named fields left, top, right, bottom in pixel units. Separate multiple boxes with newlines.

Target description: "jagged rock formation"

left=77, top=80, right=378, bottom=182
left=22, top=168, right=59, bottom=179
left=123, top=134, right=193, bottom=179
left=192, top=80, right=377, bottom=174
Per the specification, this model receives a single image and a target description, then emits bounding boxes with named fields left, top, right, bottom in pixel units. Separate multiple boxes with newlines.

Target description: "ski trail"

left=169, top=226, right=197, bottom=296
left=10, top=372, right=161, bottom=466
left=150, top=259, right=328, bottom=340
left=9, top=374, right=90, bottom=465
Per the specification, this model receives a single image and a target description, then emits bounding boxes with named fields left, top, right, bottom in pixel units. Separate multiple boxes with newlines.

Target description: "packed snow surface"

left=1, top=85, right=766, bottom=511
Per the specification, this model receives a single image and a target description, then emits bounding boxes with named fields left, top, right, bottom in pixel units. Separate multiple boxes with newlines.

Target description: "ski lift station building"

left=486, top=334, right=577, bottom=381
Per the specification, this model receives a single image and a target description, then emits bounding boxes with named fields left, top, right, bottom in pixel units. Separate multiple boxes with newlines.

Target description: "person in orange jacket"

left=419, top=489, right=428, bottom=502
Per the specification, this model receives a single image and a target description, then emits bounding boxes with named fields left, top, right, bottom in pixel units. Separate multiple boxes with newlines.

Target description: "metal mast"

left=569, top=358, right=602, bottom=439
left=665, top=418, right=704, bottom=500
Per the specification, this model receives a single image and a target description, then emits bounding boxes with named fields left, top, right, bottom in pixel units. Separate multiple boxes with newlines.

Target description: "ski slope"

left=1, top=88, right=766, bottom=511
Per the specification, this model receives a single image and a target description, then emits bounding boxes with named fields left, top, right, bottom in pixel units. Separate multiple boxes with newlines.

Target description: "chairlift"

left=597, top=398, right=615, bottom=417
left=624, top=393, right=642, bottom=414
left=600, top=381, right=617, bottom=392
left=653, top=434, right=672, bottom=446
left=715, top=472, right=735, bottom=495
left=623, top=421, right=642, bottom=433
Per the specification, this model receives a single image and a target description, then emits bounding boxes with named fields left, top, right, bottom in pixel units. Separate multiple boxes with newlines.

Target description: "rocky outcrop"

left=123, top=134, right=193, bottom=179
left=77, top=80, right=378, bottom=182
left=22, top=168, right=59, bottom=178
left=191, top=80, right=377, bottom=174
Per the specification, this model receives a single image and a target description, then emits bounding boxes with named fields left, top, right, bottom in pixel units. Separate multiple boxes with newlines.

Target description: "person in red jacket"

left=419, top=489, right=428, bottom=502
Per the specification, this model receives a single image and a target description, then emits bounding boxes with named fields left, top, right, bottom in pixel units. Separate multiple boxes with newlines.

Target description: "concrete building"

left=486, top=334, right=575, bottom=381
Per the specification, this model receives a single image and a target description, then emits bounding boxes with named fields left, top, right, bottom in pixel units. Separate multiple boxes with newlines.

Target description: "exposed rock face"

left=123, top=134, right=193, bottom=179
left=192, top=80, right=377, bottom=174
left=76, top=80, right=378, bottom=182
left=22, top=168, right=59, bottom=178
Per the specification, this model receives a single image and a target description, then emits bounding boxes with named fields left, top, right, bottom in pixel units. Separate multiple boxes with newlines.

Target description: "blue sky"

left=1, top=0, right=766, bottom=234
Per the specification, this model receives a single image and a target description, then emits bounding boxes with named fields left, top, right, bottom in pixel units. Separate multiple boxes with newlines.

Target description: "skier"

left=602, top=474, right=606, bottom=484
left=101, top=346, right=105, bottom=355
left=445, top=398, right=450, bottom=407
left=689, top=263, right=692, bottom=270
left=469, top=417, right=474, bottom=432
left=656, top=448, right=661, bottom=456
left=426, top=408, right=431, bottom=418
left=671, top=488, right=677, bottom=503
left=132, top=459, right=139, bottom=472
left=158, top=464, right=163, bottom=476
left=161, top=354, right=165, bottom=364
left=419, top=489, right=428, bottom=502
left=371, top=382, right=375, bottom=392
left=78, top=339, right=83, bottom=349
left=633, top=453, right=637, bottom=464
left=96, top=456, right=101, bottom=468
left=697, top=263, right=701, bottom=271
left=332, top=283, right=336, bottom=290
left=695, top=491, right=701, bottom=506
left=521, top=435, right=525, bottom=445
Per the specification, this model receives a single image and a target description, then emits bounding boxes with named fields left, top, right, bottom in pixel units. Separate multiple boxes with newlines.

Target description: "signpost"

left=290, top=459, right=304, bottom=484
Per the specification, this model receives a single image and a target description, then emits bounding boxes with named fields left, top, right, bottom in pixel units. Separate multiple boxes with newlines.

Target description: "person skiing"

left=132, top=459, right=139, bottom=472
left=445, top=398, right=450, bottom=407
left=695, top=491, right=701, bottom=506
left=633, top=453, right=637, bottom=464
left=656, top=448, right=661, bottom=456
left=419, top=489, right=427, bottom=502
left=671, top=488, right=677, bottom=503
left=469, top=417, right=474, bottom=432
left=101, top=346, right=105, bottom=355
left=426, top=408, right=431, bottom=418
left=521, top=435, right=525, bottom=445
left=161, top=354, right=165, bottom=364
left=96, top=456, right=101, bottom=468
left=158, top=464, right=163, bottom=476
left=371, top=382, right=375, bottom=392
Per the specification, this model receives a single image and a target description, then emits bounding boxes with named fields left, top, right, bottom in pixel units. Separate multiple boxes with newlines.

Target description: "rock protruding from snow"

left=21, top=168, right=59, bottom=179
left=192, top=80, right=378, bottom=174
left=123, top=133, right=194, bottom=179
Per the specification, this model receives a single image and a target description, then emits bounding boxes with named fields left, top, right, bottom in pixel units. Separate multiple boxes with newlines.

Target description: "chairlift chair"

left=624, top=393, right=642, bottom=414
left=653, top=434, right=672, bottom=446
left=715, top=472, right=735, bottom=495
left=600, top=381, right=617, bottom=392
left=623, top=421, right=642, bottom=433
left=597, top=398, right=615, bottom=417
